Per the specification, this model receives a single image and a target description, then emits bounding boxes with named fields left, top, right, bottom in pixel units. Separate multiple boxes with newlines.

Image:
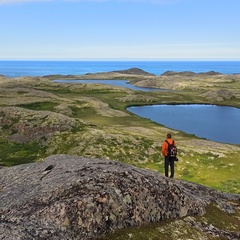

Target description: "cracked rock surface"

left=0, top=154, right=239, bottom=239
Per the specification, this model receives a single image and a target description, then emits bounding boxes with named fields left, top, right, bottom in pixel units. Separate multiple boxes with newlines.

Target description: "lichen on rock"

left=0, top=154, right=239, bottom=239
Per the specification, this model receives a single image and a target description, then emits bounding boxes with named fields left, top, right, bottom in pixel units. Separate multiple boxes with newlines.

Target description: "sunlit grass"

left=18, top=102, right=58, bottom=111
left=0, top=139, right=46, bottom=167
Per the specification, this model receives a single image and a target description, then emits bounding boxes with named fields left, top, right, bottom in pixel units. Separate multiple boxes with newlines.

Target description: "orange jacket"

left=162, top=138, right=176, bottom=156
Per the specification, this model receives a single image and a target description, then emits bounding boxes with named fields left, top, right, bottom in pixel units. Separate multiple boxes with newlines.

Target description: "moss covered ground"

left=100, top=203, right=240, bottom=240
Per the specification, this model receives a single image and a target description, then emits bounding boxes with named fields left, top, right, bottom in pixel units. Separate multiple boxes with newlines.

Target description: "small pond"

left=53, top=79, right=164, bottom=92
left=127, top=104, right=240, bottom=144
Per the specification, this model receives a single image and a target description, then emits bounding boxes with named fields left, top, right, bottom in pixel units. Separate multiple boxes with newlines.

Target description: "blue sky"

left=0, top=0, right=240, bottom=60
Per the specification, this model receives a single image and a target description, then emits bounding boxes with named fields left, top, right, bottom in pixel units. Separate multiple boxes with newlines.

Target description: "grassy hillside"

left=0, top=72, right=239, bottom=194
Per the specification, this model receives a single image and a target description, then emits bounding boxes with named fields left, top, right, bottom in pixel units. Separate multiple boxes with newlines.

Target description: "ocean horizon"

left=0, top=60, right=240, bottom=78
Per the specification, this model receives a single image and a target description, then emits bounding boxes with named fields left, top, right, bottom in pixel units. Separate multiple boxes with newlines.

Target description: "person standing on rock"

left=162, top=133, right=177, bottom=178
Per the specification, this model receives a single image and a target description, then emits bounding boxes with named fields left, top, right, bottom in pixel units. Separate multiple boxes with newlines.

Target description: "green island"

left=0, top=68, right=239, bottom=194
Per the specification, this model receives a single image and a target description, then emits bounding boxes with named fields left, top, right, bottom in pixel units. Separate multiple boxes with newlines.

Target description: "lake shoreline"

left=51, top=72, right=240, bottom=144
left=127, top=104, right=240, bottom=144
left=0, top=70, right=239, bottom=193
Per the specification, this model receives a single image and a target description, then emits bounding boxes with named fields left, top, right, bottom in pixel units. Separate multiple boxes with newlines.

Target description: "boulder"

left=0, top=155, right=239, bottom=239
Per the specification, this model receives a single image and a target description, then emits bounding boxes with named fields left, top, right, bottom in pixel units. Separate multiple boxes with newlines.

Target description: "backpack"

left=165, top=140, right=177, bottom=158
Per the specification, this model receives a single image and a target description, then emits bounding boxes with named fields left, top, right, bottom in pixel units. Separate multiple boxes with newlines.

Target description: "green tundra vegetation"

left=0, top=71, right=240, bottom=195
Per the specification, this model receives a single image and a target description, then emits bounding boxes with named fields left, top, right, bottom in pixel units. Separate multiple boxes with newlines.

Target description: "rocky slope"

left=0, top=155, right=239, bottom=240
left=0, top=106, right=84, bottom=143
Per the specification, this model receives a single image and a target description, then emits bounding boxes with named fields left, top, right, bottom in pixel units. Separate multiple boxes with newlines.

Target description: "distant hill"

left=161, top=70, right=222, bottom=76
left=161, top=71, right=197, bottom=76
left=112, top=67, right=155, bottom=76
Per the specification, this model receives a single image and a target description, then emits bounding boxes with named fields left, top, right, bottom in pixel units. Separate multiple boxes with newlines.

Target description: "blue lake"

left=53, top=79, right=163, bottom=92
left=53, top=79, right=240, bottom=144
left=128, top=104, right=240, bottom=144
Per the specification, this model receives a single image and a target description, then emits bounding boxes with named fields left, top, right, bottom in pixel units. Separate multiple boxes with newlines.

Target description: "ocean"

left=0, top=61, right=240, bottom=78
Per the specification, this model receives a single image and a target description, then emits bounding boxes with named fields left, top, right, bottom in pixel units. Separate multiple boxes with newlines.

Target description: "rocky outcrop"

left=117, top=94, right=157, bottom=103
left=161, top=71, right=197, bottom=76
left=0, top=155, right=239, bottom=240
left=0, top=107, right=84, bottom=143
left=200, top=89, right=236, bottom=101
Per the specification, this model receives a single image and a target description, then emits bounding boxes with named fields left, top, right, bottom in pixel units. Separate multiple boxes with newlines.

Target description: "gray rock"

left=0, top=154, right=239, bottom=239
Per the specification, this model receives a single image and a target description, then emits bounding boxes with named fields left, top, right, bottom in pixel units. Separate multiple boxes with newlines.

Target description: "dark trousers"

left=164, top=156, right=174, bottom=178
